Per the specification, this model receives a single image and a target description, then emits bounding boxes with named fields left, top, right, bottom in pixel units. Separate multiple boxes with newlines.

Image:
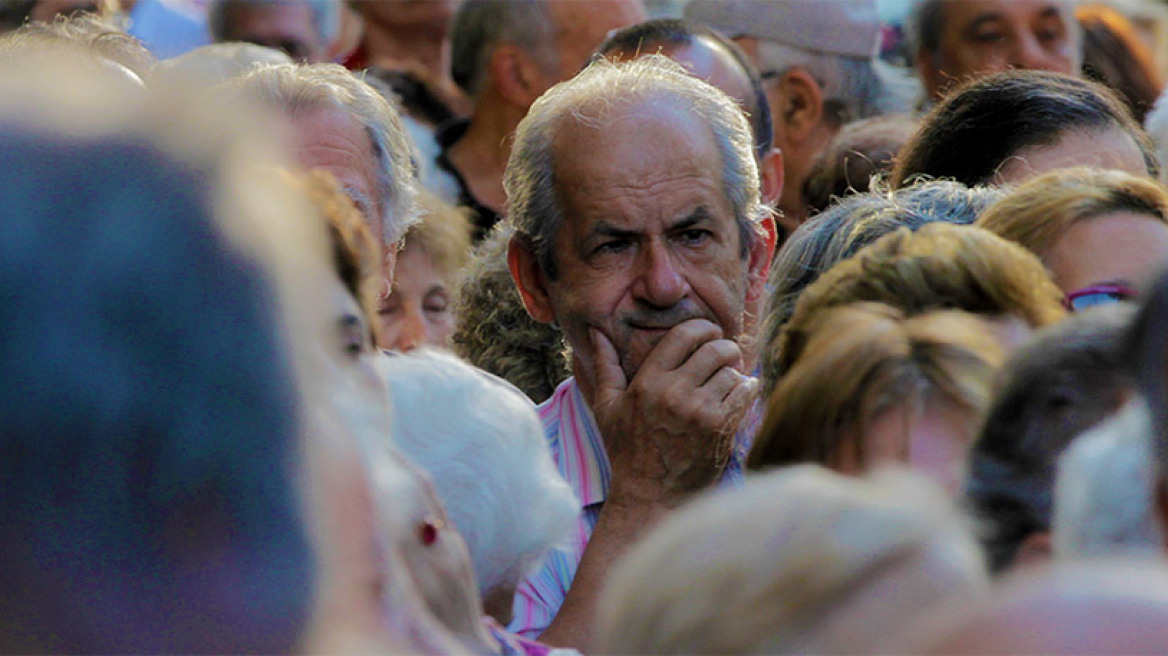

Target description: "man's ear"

left=507, top=235, right=557, bottom=324
left=759, top=146, right=784, bottom=207
left=490, top=44, right=546, bottom=108
left=774, top=68, right=823, bottom=145
left=746, top=216, right=778, bottom=304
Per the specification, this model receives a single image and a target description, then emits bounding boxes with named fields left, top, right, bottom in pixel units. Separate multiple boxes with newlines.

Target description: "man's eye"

left=678, top=229, right=712, bottom=246
left=594, top=240, right=631, bottom=256
left=972, top=30, right=1005, bottom=44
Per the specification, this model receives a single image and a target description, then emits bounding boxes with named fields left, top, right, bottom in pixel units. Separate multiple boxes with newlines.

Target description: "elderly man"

left=907, top=0, right=1081, bottom=101
left=433, top=0, right=645, bottom=240
left=207, top=0, right=338, bottom=63
left=505, top=56, right=776, bottom=649
left=685, top=0, right=882, bottom=230
left=233, top=63, right=419, bottom=276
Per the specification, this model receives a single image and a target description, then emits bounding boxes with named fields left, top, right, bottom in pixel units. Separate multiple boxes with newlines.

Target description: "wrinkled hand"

left=587, top=319, right=757, bottom=507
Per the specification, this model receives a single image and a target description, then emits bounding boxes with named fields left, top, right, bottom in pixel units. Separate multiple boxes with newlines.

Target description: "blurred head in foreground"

left=0, top=57, right=313, bottom=654
left=380, top=348, right=578, bottom=625
left=916, top=559, right=1168, bottom=655
left=597, top=465, right=988, bottom=654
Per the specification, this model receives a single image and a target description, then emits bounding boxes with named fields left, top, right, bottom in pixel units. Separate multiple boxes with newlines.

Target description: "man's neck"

left=445, top=100, right=525, bottom=215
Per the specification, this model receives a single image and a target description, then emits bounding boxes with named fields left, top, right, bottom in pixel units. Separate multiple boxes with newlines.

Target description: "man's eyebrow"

left=669, top=206, right=714, bottom=231
left=592, top=222, right=639, bottom=239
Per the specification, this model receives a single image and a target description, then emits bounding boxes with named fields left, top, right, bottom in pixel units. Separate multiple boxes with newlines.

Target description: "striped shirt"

left=508, top=376, right=756, bottom=638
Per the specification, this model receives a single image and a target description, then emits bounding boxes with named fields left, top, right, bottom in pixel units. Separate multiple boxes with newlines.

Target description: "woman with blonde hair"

left=976, top=167, right=1168, bottom=311
left=596, top=465, right=988, bottom=655
left=759, top=222, right=1065, bottom=397
left=749, top=303, right=1006, bottom=493
left=379, top=190, right=473, bottom=351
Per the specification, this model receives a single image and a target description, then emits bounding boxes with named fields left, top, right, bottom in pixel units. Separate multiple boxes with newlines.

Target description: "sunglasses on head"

left=1062, top=284, right=1137, bottom=312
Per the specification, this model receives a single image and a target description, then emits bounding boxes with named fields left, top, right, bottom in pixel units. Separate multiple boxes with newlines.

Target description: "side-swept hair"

left=505, top=54, right=763, bottom=278
left=750, top=303, right=1004, bottom=474
left=232, top=63, right=420, bottom=245
left=976, top=166, right=1168, bottom=265
left=892, top=70, right=1158, bottom=188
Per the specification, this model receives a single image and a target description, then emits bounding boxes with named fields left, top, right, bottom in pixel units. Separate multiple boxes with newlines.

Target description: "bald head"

left=918, top=560, right=1168, bottom=655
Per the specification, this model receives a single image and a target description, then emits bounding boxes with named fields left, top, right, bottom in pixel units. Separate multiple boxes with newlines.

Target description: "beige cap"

left=684, top=0, right=881, bottom=58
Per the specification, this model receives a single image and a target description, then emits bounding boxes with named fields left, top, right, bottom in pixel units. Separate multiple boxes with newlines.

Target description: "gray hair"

left=158, top=42, right=292, bottom=83
left=207, top=0, right=341, bottom=48
left=451, top=224, right=570, bottom=402
left=377, top=348, right=578, bottom=598
left=1054, top=398, right=1164, bottom=561
left=449, top=0, right=557, bottom=100
left=597, top=466, right=988, bottom=654
left=232, top=63, right=420, bottom=245
left=505, top=54, right=764, bottom=278
left=760, top=180, right=1002, bottom=395
left=756, top=40, right=883, bottom=126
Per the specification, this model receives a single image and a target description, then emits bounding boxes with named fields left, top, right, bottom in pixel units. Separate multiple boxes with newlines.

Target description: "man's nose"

left=632, top=241, right=690, bottom=308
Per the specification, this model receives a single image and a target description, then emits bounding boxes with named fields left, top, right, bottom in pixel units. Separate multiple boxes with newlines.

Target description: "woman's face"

left=379, top=243, right=455, bottom=352
left=835, top=401, right=976, bottom=494
left=1044, top=211, right=1168, bottom=297
left=995, top=127, right=1150, bottom=186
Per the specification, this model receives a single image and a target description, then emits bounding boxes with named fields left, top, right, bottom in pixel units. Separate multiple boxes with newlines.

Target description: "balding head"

left=918, top=560, right=1168, bottom=654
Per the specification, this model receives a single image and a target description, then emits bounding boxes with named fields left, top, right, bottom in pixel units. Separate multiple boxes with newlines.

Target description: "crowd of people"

left=7, top=0, right=1168, bottom=653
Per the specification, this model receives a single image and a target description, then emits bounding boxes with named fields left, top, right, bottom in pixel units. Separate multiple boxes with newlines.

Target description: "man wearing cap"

left=686, top=0, right=882, bottom=230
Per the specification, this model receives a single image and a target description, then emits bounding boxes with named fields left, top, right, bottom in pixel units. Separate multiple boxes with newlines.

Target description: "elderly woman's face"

left=379, top=242, right=455, bottom=352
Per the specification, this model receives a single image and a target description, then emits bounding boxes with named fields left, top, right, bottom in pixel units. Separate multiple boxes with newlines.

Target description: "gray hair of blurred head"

left=756, top=39, right=882, bottom=127
left=596, top=465, right=988, bottom=654
left=377, top=348, right=578, bottom=597
left=231, top=62, right=420, bottom=245
left=207, top=0, right=341, bottom=47
left=1053, top=398, right=1164, bottom=561
left=449, top=0, right=556, bottom=100
left=158, top=42, right=292, bottom=84
left=505, top=54, right=764, bottom=278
